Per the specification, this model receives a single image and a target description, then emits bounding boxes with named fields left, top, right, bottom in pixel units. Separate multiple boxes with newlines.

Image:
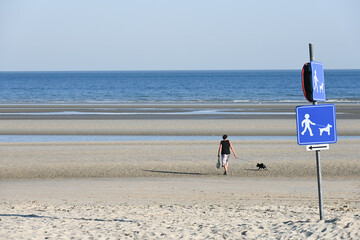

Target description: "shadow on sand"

left=143, top=170, right=206, bottom=176
left=244, top=168, right=269, bottom=172
left=0, top=214, right=133, bottom=223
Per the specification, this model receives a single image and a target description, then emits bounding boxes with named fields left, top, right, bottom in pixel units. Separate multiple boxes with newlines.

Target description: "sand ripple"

left=1, top=201, right=359, bottom=239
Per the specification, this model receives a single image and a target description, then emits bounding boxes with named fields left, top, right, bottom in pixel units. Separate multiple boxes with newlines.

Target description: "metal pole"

left=309, top=42, right=324, bottom=220
left=316, top=149, right=324, bottom=220
left=309, top=43, right=314, bottom=61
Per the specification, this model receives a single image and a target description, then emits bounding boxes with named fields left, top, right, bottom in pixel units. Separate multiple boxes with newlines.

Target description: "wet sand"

left=1, top=139, right=360, bottom=179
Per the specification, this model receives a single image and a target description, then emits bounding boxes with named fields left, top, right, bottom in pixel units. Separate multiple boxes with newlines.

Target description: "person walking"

left=301, top=113, right=315, bottom=136
left=218, top=135, right=237, bottom=175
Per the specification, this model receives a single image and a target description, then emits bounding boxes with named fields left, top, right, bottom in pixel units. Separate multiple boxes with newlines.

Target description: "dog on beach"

left=319, top=124, right=332, bottom=136
left=256, top=163, right=267, bottom=170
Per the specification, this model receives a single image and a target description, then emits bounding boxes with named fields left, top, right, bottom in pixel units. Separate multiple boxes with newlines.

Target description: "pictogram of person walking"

left=301, top=113, right=315, bottom=136
left=313, top=70, right=319, bottom=93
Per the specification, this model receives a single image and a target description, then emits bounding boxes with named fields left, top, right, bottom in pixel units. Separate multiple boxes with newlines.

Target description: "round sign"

left=301, top=62, right=313, bottom=102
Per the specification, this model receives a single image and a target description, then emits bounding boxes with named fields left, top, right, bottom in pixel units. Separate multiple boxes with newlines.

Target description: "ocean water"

left=1, top=70, right=360, bottom=104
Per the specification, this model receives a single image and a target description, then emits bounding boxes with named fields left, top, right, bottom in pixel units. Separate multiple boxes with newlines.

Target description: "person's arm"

left=218, top=142, right=222, bottom=156
left=229, top=141, right=237, bottom=159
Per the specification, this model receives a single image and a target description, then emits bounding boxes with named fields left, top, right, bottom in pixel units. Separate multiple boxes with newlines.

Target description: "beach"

left=1, top=103, right=359, bottom=239
left=1, top=178, right=359, bottom=239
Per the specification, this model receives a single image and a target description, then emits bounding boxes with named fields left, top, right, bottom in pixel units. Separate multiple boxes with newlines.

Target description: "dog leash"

left=314, top=123, right=328, bottom=128
left=240, top=159, right=257, bottom=164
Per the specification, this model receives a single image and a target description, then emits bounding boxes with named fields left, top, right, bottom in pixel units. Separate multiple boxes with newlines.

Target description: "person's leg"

left=222, top=154, right=229, bottom=175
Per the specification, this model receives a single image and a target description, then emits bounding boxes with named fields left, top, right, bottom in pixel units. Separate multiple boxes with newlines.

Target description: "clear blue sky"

left=1, top=0, right=359, bottom=71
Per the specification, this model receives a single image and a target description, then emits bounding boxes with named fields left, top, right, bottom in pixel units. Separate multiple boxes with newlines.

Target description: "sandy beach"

left=1, top=103, right=359, bottom=239
left=1, top=178, right=359, bottom=239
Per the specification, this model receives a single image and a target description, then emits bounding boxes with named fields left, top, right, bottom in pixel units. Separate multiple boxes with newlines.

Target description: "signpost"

left=296, top=43, right=337, bottom=220
left=310, top=61, right=325, bottom=102
left=301, top=61, right=325, bottom=102
left=296, top=104, right=337, bottom=145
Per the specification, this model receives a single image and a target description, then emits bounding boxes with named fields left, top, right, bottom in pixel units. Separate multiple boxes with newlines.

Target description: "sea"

left=1, top=70, right=360, bottom=104
left=1, top=70, right=359, bottom=142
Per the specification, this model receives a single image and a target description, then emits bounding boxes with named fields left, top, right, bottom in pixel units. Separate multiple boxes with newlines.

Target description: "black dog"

left=256, top=163, right=267, bottom=170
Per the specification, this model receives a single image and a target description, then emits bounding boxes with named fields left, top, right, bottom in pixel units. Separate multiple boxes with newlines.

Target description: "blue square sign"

left=296, top=104, right=337, bottom=145
left=310, top=61, right=325, bottom=101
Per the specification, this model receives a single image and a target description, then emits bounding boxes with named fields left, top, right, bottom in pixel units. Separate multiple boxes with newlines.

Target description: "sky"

left=0, top=0, right=359, bottom=71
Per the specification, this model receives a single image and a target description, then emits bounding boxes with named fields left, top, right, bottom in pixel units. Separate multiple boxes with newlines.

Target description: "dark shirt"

left=221, top=140, right=230, bottom=154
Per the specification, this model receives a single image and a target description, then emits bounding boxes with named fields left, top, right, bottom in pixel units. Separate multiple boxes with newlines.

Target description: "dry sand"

left=1, top=108, right=360, bottom=239
left=1, top=178, right=359, bottom=239
left=1, top=138, right=359, bottom=239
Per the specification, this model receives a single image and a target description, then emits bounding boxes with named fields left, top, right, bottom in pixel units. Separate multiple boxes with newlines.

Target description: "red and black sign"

left=301, top=62, right=313, bottom=102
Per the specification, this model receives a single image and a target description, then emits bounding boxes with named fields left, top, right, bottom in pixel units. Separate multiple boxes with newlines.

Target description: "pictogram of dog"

left=319, top=124, right=332, bottom=136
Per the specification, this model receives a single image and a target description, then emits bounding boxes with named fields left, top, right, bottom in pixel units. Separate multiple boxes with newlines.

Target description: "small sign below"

left=306, top=144, right=329, bottom=151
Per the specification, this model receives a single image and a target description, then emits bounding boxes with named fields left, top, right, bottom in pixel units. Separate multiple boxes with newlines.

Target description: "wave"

left=2, top=98, right=360, bottom=105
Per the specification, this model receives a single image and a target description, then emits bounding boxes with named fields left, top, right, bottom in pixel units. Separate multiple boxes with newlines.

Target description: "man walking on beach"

left=218, top=135, right=237, bottom=175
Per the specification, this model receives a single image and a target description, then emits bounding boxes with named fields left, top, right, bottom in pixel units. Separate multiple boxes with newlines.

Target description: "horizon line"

left=1, top=68, right=359, bottom=73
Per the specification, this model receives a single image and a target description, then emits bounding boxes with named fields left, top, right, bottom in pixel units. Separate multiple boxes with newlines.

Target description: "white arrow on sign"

left=306, top=144, right=329, bottom=151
